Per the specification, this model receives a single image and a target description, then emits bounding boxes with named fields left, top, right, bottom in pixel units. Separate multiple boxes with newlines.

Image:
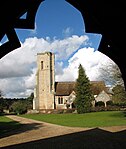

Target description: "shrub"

left=106, top=100, right=113, bottom=106
left=10, top=101, right=27, bottom=115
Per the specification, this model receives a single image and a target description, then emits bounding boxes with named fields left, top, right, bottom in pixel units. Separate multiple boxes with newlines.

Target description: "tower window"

left=41, top=61, right=43, bottom=69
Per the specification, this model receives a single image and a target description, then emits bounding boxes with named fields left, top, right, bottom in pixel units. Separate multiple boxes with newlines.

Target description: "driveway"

left=0, top=115, right=126, bottom=149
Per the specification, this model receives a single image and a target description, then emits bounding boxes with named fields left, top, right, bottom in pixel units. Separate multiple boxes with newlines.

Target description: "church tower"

left=33, top=52, right=55, bottom=110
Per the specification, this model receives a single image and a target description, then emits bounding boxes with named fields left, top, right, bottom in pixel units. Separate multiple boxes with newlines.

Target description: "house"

left=55, top=82, right=76, bottom=109
left=95, top=90, right=112, bottom=107
left=33, top=52, right=111, bottom=111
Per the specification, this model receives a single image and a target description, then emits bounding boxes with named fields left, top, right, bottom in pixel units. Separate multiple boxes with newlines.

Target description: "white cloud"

left=0, top=35, right=118, bottom=98
left=0, top=35, right=89, bottom=98
left=24, top=68, right=36, bottom=90
left=55, top=47, right=115, bottom=82
left=0, top=78, right=26, bottom=98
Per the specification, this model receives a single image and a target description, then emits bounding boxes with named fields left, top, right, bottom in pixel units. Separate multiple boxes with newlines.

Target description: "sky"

left=0, top=0, right=118, bottom=98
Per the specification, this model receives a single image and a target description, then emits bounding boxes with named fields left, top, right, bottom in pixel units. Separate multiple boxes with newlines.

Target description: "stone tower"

left=33, top=52, right=55, bottom=110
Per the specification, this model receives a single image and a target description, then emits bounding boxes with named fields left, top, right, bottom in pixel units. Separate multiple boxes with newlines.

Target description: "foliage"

left=10, top=101, right=27, bottom=115
left=0, top=90, right=2, bottom=97
left=0, top=92, right=34, bottom=114
left=0, top=90, right=4, bottom=112
left=27, top=92, right=34, bottom=101
left=10, top=92, right=34, bottom=114
left=112, top=84, right=126, bottom=102
left=106, top=100, right=113, bottom=106
left=25, top=92, right=34, bottom=110
left=91, top=106, right=120, bottom=112
left=74, top=64, right=94, bottom=113
left=111, top=101, right=126, bottom=108
left=0, top=98, right=6, bottom=113
left=99, top=60, right=124, bottom=86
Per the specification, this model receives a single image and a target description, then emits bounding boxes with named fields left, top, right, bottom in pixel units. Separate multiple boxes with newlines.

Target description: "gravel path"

left=0, top=115, right=126, bottom=149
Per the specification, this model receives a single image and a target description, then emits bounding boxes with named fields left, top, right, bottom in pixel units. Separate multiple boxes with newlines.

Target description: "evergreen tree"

left=74, top=64, right=94, bottom=113
left=26, top=92, right=34, bottom=109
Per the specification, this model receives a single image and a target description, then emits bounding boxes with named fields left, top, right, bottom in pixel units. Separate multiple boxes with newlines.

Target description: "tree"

left=26, top=92, right=34, bottom=110
left=74, top=64, right=94, bottom=113
left=0, top=98, right=4, bottom=113
left=99, top=60, right=124, bottom=87
left=10, top=100, right=27, bottom=115
left=112, top=84, right=126, bottom=102
left=0, top=90, right=5, bottom=113
left=0, top=90, right=3, bottom=98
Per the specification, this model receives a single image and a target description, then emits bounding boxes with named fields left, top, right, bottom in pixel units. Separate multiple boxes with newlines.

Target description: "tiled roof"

left=90, top=81, right=107, bottom=95
left=55, top=81, right=107, bottom=96
left=55, top=82, right=76, bottom=96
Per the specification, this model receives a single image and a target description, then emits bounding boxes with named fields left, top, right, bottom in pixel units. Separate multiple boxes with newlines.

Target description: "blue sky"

left=15, top=0, right=101, bottom=49
left=1, top=0, right=101, bottom=52
left=0, top=0, right=118, bottom=98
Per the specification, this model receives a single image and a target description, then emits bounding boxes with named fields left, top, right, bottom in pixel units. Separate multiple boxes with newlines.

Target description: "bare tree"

left=98, top=60, right=124, bottom=87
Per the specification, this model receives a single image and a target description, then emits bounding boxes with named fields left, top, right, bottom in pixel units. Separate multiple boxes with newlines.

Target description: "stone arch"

left=66, top=0, right=126, bottom=88
left=0, top=0, right=125, bottom=88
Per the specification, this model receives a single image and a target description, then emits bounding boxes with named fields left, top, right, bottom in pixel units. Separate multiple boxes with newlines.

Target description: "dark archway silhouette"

left=0, top=0, right=126, bottom=88
left=0, top=0, right=43, bottom=58
left=66, top=0, right=126, bottom=88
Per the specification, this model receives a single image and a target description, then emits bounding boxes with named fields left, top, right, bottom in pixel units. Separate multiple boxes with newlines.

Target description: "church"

left=33, top=52, right=111, bottom=111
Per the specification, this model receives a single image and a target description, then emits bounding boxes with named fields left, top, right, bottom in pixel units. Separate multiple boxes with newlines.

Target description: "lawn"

left=20, top=111, right=126, bottom=127
left=0, top=115, right=21, bottom=135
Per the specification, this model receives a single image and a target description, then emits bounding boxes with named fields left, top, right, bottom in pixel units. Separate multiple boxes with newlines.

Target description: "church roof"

left=55, top=81, right=107, bottom=96
left=90, top=81, right=108, bottom=95
left=55, top=82, right=76, bottom=96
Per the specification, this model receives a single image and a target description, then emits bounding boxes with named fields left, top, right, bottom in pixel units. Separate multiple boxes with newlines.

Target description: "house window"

left=58, top=97, right=63, bottom=104
left=41, top=61, right=43, bottom=70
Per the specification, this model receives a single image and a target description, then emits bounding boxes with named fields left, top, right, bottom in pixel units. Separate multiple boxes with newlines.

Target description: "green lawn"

left=0, top=115, right=21, bottom=135
left=20, top=111, right=126, bottom=127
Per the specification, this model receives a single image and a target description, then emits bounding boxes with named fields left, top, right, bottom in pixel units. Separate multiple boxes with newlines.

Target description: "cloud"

left=0, top=71, right=36, bottom=98
left=0, top=35, right=118, bottom=98
left=0, top=35, right=89, bottom=98
left=0, top=78, right=26, bottom=98
left=55, top=47, right=114, bottom=82
left=62, top=27, right=73, bottom=37
left=0, top=35, right=89, bottom=78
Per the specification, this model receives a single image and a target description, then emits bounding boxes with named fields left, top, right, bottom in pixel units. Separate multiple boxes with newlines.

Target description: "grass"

left=20, top=111, right=126, bottom=128
left=0, top=115, right=21, bottom=135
